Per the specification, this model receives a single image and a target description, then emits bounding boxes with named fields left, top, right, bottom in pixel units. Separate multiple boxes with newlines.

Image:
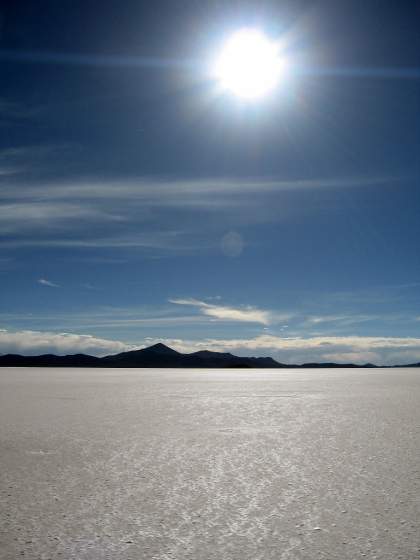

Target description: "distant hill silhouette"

left=0, top=353, right=101, bottom=367
left=100, top=343, right=282, bottom=368
left=0, top=342, right=412, bottom=368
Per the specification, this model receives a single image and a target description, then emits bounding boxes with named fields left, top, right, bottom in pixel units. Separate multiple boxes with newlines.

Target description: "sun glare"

left=213, top=28, right=285, bottom=100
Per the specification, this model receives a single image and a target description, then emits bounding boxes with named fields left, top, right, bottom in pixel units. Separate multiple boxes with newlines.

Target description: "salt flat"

left=0, top=368, right=419, bottom=560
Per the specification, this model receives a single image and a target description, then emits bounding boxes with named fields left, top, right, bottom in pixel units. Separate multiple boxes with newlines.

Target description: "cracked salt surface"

left=0, top=367, right=419, bottom=559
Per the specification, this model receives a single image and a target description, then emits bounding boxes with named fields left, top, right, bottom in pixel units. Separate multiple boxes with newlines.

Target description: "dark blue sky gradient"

left=0, top=1, right=419, bottom=363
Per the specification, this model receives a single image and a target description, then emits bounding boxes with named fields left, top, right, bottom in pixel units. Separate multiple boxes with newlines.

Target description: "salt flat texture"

left=0, top=368, right=419, bottom=560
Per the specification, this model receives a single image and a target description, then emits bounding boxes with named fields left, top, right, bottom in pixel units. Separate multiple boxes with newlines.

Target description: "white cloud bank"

left=169, top=298, right=274, bottom=325
left=0, top=329, right=135, bottom=357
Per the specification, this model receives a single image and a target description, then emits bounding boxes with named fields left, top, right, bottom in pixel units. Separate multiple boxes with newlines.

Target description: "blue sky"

left=1, top=1, right=420, bottom=364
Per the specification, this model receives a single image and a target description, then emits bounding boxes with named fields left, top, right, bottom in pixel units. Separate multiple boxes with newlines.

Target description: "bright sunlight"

left=213, top=28, right=286, bottom=100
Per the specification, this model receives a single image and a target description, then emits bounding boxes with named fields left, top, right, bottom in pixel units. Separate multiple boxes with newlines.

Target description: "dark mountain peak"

left=192, top=350, right=234, bottom=358
left=143, top=343, right=180, bottom=355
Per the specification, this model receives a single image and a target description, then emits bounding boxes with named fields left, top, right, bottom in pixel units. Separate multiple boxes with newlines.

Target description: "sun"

left=213, top=28, right=286, bottom=100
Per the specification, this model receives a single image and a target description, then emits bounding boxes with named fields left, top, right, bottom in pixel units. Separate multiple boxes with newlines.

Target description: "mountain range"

left=0, top=342, right=419, bottom=368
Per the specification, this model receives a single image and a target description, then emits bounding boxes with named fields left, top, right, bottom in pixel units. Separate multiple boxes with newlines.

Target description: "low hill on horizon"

left=0, top=343, right=283, bottom=368
left=1, top=341, right=418, bottom=368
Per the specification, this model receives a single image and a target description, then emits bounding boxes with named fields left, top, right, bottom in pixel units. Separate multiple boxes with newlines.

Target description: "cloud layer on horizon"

left=2, top=328, right=420, bottom=365
left=145, top=334, right=420, bottom=366
left=0, top=329, right=135, bottom=356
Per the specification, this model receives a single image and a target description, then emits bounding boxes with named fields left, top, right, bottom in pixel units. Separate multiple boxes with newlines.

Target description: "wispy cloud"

left=0, top=257, right=14, bottom=271
left=169, top=298, right=274, bottom=325
left=2, top=231, right=190, bottom=251
left=2, top=300, right=415, bottom=339
left=0, top=329, right=135, bottom=356
left=0, top=172, right=399, bottom=251
left=0, top=202, right=125, bottom=235
left=0, top=99, right=41, bottom=124
left=0, top=175, right=397, bottom=205
left=0, top=306, right=214, bottom=332
left=38, top=278, right=60, bottom=288
left=305, top=314, right=378, bottom=326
